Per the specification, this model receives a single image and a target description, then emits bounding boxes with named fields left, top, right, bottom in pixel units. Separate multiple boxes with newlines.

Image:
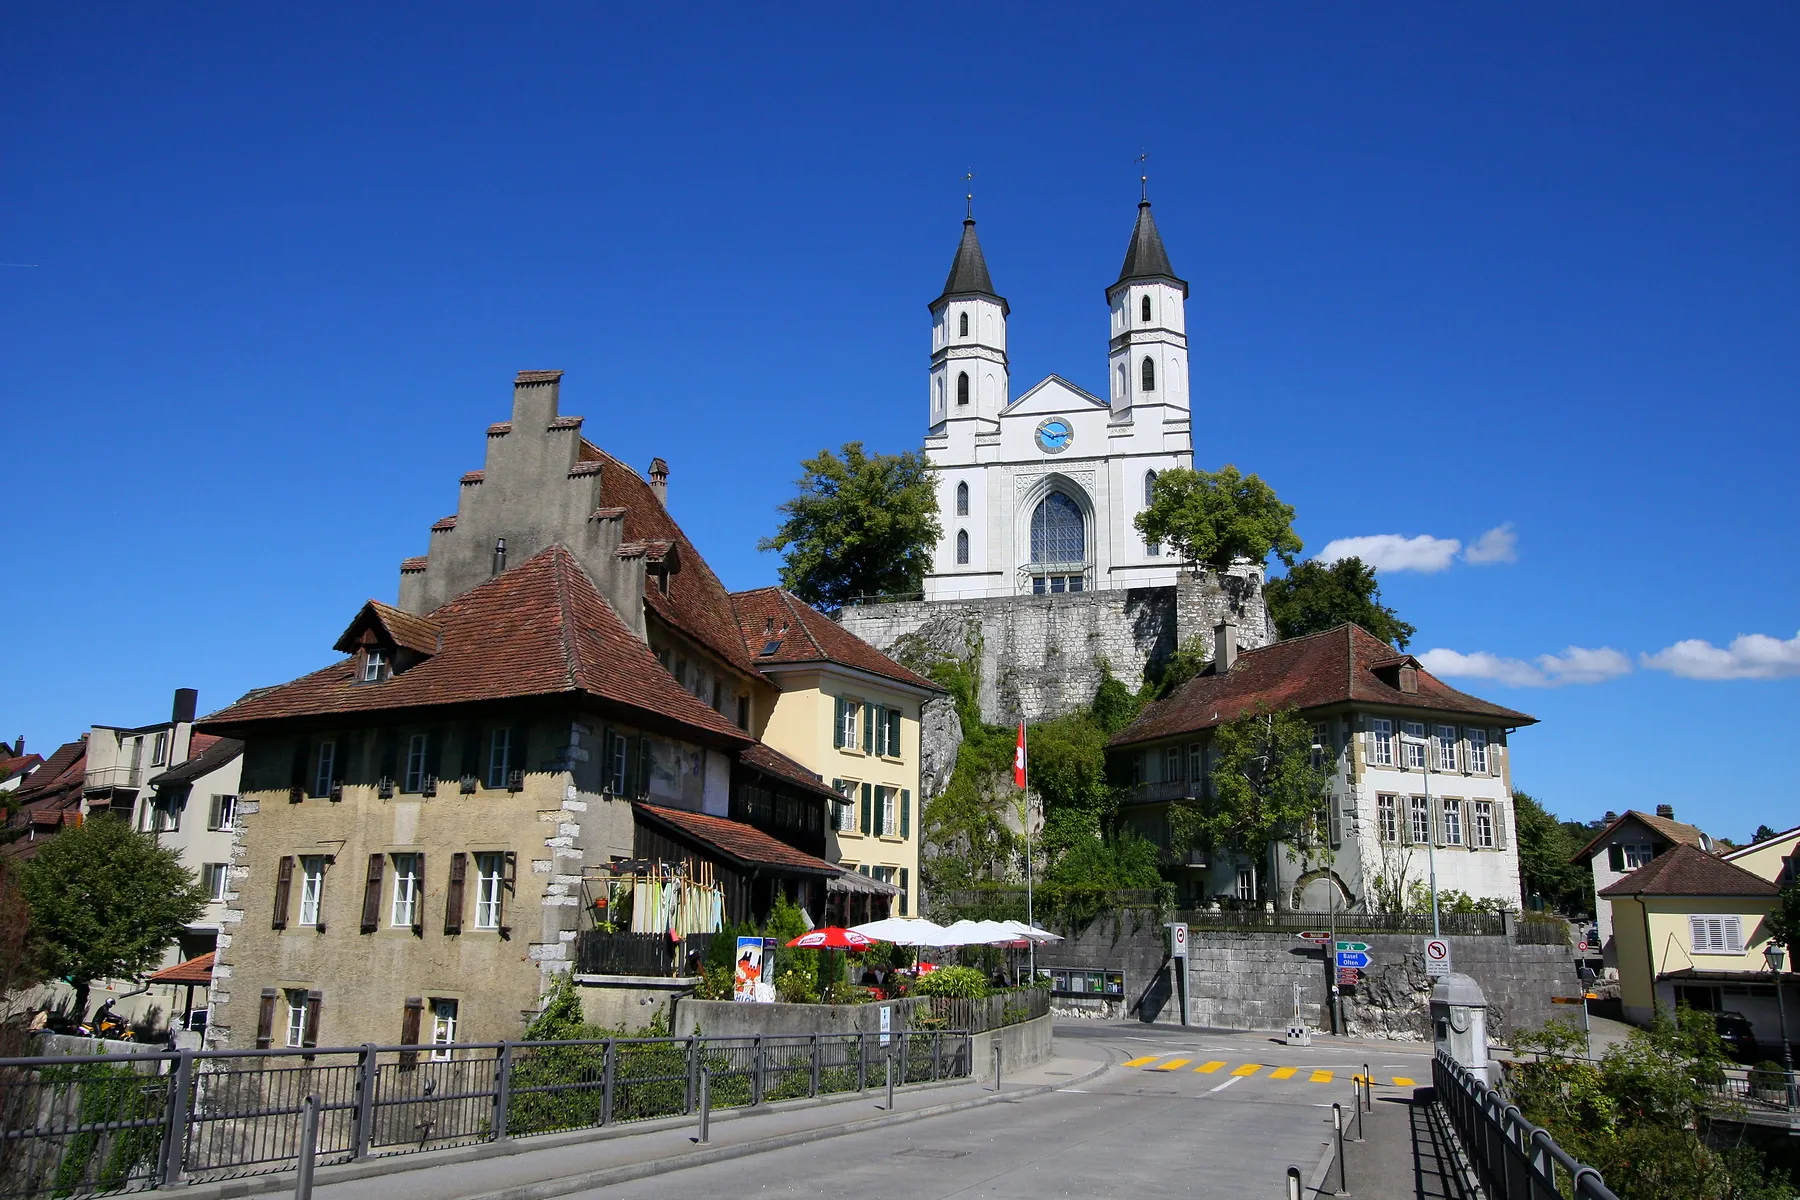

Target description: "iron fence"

left=0, top=1029, right=973, bottom=1200
left=573, top=931, right=713, bottom=977
left=1512, top=919, right=1570, bottom=946
left=1175, top=909, right=1505, bottom=936
left=1434, top=1051, right=1620, bottom=1200
left=919, top=988, right=1049, bottom=1033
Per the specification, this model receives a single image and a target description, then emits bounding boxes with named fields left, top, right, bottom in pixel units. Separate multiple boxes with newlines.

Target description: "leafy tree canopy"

left=1134, top=464, right=1302, bottom=573
left=1513, top=792, right=1594, bottom=915
left=20, top=817, right=207, bottom=1017
left=1765, top=880, right=1800, bottom=963
left=758, top=442, right=942, bottom=611
left=1751, top=824, right=1778, bottom=844
left=1265, top=557, right=1416, bottom=649
left=1171, top=705, right=1334, bottom=868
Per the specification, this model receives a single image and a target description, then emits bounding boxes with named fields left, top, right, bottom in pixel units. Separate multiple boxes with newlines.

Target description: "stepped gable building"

left=841, top=198, right=1273, bottom=724
left=197, top=370, right=871, bottom=1051
left=1109, top=622, right=1536, bottom=912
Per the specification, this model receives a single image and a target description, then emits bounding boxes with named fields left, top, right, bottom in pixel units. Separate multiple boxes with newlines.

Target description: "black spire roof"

left=1112, top=199, right=1187, bottom=297
left=932, top=218, right=1008, bottom=314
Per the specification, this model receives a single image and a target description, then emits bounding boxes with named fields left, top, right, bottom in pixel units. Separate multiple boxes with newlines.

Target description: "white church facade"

left=923, top=199, right=1195, bottom=602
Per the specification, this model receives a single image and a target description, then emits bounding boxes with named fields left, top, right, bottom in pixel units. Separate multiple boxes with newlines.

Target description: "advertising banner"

left=733, top=936, right=765, bottom=1002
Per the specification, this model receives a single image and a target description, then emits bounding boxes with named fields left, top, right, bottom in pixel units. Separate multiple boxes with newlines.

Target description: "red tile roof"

left=332, top=600, right=444, bottom=657
left=199, top=546, right=753, bottom=748
left=0, top=754, right=41, bottom=781
left=1113, top=624, right=1537, bottom=746
left=1570, top=809, right=1711, bottom=865
left=740, top=742, right=843, bottom=803
left=187, top=733, right=223, bottom=759
left=2, top=737, right=88, bottom=860
left=634, top=803, right=838, bottom=875
left=1597, top=843, right=1779, bottom=899
left=728, top=588, right=942, bottom=693
left=148, top=951, right=215, bottom=985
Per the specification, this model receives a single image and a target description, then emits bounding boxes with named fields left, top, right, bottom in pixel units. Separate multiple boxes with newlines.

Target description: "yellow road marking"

left=1309, top=1070, right=1334, bottom=1083
left=1152, top=1059, right=1192, bottom=1071
left=1231, top=1063, right=1262, bottom=1077
left=1123, top=1056, right=1161, bottom=1067
left=1269, top=1067, right=1298, bottom=1080
left=1393, top=1076, right=1417, bottom=1087
left=1194, top=1060, right=1226, bottom=1074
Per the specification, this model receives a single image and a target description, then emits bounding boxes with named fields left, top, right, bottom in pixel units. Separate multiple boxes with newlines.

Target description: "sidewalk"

left=1328, top=1087, right=1473, bottom=1200
left=176, top=1049, right=1110, bottom=1200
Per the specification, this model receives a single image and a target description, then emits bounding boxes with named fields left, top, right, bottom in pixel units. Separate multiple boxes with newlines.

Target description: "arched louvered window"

left=1030, top=492, right=1085, bottom=566
left=955, top=481, right=969, bottom=516
left=1140, top=295, right=1152, bottom=322
left=1141, top=357, right=1156, bottom=392
left=956, top=529, right=970, bottom=565
left=957, top=372, right=970, bottom=405
left=959, top=312, right=969, bottom=337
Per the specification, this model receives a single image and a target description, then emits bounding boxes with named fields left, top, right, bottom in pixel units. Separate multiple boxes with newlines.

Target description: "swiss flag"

left=1014, top=723, right=1027, bottom=790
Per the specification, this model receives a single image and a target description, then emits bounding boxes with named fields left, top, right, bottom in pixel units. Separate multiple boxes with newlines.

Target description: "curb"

left=1303, top=1132, right=1336, bottom=1197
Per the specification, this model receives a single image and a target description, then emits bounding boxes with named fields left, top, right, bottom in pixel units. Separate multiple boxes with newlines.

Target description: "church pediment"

left=1002, top=375, right=1107, bottom=417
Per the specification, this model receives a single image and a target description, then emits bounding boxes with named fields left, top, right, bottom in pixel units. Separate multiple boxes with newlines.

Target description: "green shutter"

left=900, top=788, right=911, bottom=838
left=833, top=697, right=845, bottom=749
left=862, top=705, right=874, bottom=754
left=898, top=867, right=909, bottom=916
left=889, top=708, right=901, bottom=755
left=860, top=783, right=873, bottom=835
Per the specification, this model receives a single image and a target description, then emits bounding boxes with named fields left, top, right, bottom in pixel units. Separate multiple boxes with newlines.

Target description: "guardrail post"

left=993, top=1042, right=1002, bottom=1092
left=600, top=1039, right=616, bottom=1126
left=1354, top=1074, right=1363, bottom=1140
left=295, top=1093, right=322, bottom=1200
left=885, top=1048, right=895, bottom=1110
left=684, top=1037, right=698, bottom=1115
left=351, top=1043, right=378, bottom=1160
left=858, top=1031, right=868, bottom=1092
left=1285, top=1164, right=1301, bottom=1200
left=158, top=1049, right=193, bottom=1187
left=752, top=1035, right=765, bottom=1106
left=809, top=1034, right=820, bottom=1097
left=932, top=1031, right=942, bottom=1082
left=696, top=1068, right=711, bottom=1143
left=1333, top=1102, right=1346, bottom=1193
left=491, top=1041, right=513, bottom=1142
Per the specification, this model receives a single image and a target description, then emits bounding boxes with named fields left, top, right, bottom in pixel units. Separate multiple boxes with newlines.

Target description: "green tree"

left=1171, top=705, right=1334, bottom=891
left=759, top=442, right=942, bottom=610
left=0, top=861, right=44, bottom=1053
left=1265, top=557, right=1415, bottom=649
left=1751, top=824, right=1778, bottom=844
left=1134, top=464, right=1302, bottom=573
left=1765, top=880, right=1800, bottom=963
left=1513, top=792, right=1593, bottom=914
left=19, top=818, right=206, bottom=1020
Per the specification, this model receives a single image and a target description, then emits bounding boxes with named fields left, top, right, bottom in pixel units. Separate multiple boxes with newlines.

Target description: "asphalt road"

left=588, top=1022, right=1436, bottom=1199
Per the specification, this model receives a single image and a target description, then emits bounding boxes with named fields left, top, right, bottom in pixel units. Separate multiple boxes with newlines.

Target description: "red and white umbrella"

left=786, top=926, right=878, bottom=950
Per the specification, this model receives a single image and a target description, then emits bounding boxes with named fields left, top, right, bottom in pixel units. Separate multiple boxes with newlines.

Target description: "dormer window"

left=362, top=649, right=387, bottom=683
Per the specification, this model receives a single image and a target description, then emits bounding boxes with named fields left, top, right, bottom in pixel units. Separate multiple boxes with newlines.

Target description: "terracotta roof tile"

left=634, top=803, right=837, bottom=875
left=0, top=754, right=41, bottom=780
left=2, top=737, right=87, bottom=860
left=729, top=588, right=942, bottom=693
left=740, top=742, right=843, bottom=802
left=332, top=600, right=444, bottom=657
left=150, top=737, right=244, bottom=788
left=199, top=546, right=752, bottom=748
left=1597, top=843, right=1778, bottom=898
left=148, top=951, right=215, bottom=985
left=401, top=556, right=429, bottom=573
left=460, top=471, right=485, bottom=485
left=1571, top=809, right=1712, bottom=864
left=547, top=415, right=584, bottom=430
left=431, top=515, right=458, bottom=532
left=1113, top=624, right=1536, bottom=746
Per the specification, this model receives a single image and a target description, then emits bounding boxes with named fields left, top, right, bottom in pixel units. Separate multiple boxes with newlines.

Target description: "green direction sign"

left=1334, top=941, right=1370, bottom=953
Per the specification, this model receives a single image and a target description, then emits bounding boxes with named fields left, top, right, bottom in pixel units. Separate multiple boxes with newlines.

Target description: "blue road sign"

left=1335, top=951, right=1371, bottom=969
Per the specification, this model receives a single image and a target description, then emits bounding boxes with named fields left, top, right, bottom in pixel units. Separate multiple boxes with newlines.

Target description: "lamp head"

left=1766, top=942, right=1787, bottom=973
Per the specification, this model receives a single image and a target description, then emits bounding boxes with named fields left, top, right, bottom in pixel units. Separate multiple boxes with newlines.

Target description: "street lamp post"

left=1765, top=943, right=1794, bottom=1109
left=1399, top=732, right=1440, bottom=939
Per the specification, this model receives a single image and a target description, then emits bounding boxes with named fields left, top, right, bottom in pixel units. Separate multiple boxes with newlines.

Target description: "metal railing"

left=572, top=931, right=713, bottom=977
left=919, top=988, right=1049, bottom=1033
left=1433, top=1052, right=1620, bottom=1200
left=0, top=1029, right=973, bottom=1200
left=82, top=766, right=141, bottom=791
left=1512, top=919, right=1570, bottom=946
left=1177, top=909, right=1505, bottom=936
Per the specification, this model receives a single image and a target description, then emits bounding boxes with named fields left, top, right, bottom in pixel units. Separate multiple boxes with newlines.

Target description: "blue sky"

left=3, top=5, right=1795, bottom=842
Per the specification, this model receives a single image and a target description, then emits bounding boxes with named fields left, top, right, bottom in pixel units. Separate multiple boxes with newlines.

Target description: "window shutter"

left=289, top=741, right=308, bottom=790
left=1723, top=915, right=1743, bottom=954
left=891, top=708, right=902, bottom=755
left=861, top=783, right=873, bottom=835
left=209, top=794, right=224, bottom=829
left=833, top=698, right=845, bottom=749
left=1608, top=845, right=1624, bottom=872
left=636, top=737, right=652, bottom=798
left=1493, top=801, right=1510, bottom=850
left=377, top=728, right=397, bottom=786
left=302, top=990, right=323, bottom=1049
left=862, top=705, right=874, bottom=754
left=900, top=789, right=911, bottom=839
left=499, top=851, right=517, bottom=934
left=255, top=988, right=277, bottom=1050
left=460, top=725, right=481, bottom=779
left=272, top=856, right=294, bottom=930
left=444, top=852, right=467, bottom=935
left=898, top=867, right=909, bottom=916
left=411, top=853, right=425, bottom=934
left=399, top=997, right=423, bottom=1068
left=360, top=854, right=384, bottom=933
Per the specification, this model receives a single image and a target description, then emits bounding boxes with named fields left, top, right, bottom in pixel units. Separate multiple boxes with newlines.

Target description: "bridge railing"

left=1433, top=1051, right=1620, bottom=1200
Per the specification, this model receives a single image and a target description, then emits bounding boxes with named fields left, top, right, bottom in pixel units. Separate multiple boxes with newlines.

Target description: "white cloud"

left=1315, top=533, right=1462, bottom=574
left=1463, top=523, right=1518, bottom=565
left=1640, top=631, right=1800, bottom=681
left=1419, top=646, right=1633, bottom=688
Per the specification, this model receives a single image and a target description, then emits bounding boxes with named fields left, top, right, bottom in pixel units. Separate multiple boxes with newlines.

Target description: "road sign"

left=1297, top=931, right=1330, bottom=943
left=1337, top=967, right=1360, bottom=987
left=1424, top=938, right=1452, bottom=978
left=1167, top=922, right=1188, bottom=960
left=1334, top=941, right=1370, bottom=954
left=1335, top=950, right=1371, bottom=969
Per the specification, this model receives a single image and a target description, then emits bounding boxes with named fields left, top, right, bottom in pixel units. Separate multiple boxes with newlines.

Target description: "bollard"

left=885, top=1051, right=895, bottom=1110
left=295, top=1093, right=322, bottom=1200
left=1285, top=1165, right=1302, bottom=1200
left=1355, top=1076, right=1364, bottom=1141
left=1333, top=1102, right=1346, bottom=1193
left=993, top=1042, right=1002, bottom=1092
left=697, top=1069, right=711, bottom=1144
left=1362, top=1062, right=1372, bottom=1111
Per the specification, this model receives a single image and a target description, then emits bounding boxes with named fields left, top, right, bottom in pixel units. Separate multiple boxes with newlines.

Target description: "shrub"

left=911, top=966, right=988, bottom=999
left=774, top=966, right=819, bottom=1005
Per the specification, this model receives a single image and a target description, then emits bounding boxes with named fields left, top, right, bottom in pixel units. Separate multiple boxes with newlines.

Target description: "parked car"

left=1715, top=1011, right=1758, bottom=1061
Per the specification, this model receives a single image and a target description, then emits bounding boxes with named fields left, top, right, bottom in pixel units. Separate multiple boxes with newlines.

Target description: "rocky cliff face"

left=918, top=695, right=962, bottom=802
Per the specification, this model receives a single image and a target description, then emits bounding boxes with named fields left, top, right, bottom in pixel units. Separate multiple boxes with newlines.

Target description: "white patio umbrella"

left=1001, top=920, right=1063, bottom=943
left=849, top=917, right=953, bottom=946
left=937, top=919, right=1024, bottom=946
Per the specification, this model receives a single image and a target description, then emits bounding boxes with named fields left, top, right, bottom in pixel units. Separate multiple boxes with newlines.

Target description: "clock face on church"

left=1035, top=418, right=1073, bottom=454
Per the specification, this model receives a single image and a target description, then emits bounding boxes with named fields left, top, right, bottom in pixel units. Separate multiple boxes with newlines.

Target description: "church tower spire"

left=1106, top=197, right=1189, bottom=422
left=928, top=211, right=1009, bottom=430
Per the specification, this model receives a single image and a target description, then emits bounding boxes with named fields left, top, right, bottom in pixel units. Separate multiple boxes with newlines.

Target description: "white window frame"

left=1235, top=865, right=1256, bottom=901
left=1186, top=743, right=1203, bottom=785
left=1164, top=746, right=1182, bottom=782
left=474, top=853, right=505, bottom=930
left=208, top=793, right=237, bottom=832
left=1370, top=719, right=1394, bottom=767
left=1473, top=801, right=1495, bottom=849
left=1467, top=729, right=1489, bottom=773
left=1435, top=725, right=1459, bottom=771
left=1689, top=915, right=1744, bottom=955
left=298, top=856, right=326, bottom=927
left=1441, top=798, right=1463, bottom=846
left=404, top=734, right=429, bottom=793
left=430, top=999, right=458, bottom=1061
left=1378, top=794, right=1398, bottom=843
left=313, top=741, right=336, bottom=799
left=284, top=989, right=309, bottom=1048
left=486, top=729, right=513, bottom=789
left=831, top=780, right=857, bottom=832
left=1409, top=796, right=1431, bottom=845
left=202, top=863, right=229, bottom=903
left=151, top=731, right=169, bottom=766
left=880, top=787, right=898, bottom=837
left=1402, top=722, right=1428, bottom=770
left=1623, top=844, right=1655, bottom=870
left=839, top=702, right=860, bottom=751
left=362, top=650, right=386, bottom=683
left=391, top=854, right=419, bottom=928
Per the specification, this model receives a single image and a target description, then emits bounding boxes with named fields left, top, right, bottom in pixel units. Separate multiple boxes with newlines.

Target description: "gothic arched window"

left=1144, top=470, right=1157, bottom=506
left=956, top=529, right=970, bottom=565
left=959, top=312, right=969, bottom=337
left=955, top=481, right=969, bottom=516
left=1141, top=295, right=1152, bottom=323
left=1030, top=492, right=1085, bottom=566
left=1141, top=357, right=1156, bottom=392
left=957, top=372, right=970, bottom=405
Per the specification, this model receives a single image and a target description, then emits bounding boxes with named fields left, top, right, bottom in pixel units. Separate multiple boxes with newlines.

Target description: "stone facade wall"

left=840, top=566, right=1273, bottom=725
left=1036, top=916, right=1576, bottom=1041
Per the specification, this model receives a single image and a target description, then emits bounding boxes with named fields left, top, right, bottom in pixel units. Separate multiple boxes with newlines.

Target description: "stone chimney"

left=1213, top=620, right=1238, bottom=673
left=171, top=688, right=198, bottom=725
left=1655, top=804, right=1675, bottom=819
left=648, top=458, right=669, bottom=505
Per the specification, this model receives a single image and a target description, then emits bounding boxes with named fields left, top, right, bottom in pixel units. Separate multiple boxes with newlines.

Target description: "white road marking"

left=1209, top=1076, right=1243, bottom=1094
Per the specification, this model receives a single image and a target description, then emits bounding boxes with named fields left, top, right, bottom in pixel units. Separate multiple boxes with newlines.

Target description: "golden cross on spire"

left=1138, top=151, right=1149, bottom=201
left=964, top=169, right=975, bottom=218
